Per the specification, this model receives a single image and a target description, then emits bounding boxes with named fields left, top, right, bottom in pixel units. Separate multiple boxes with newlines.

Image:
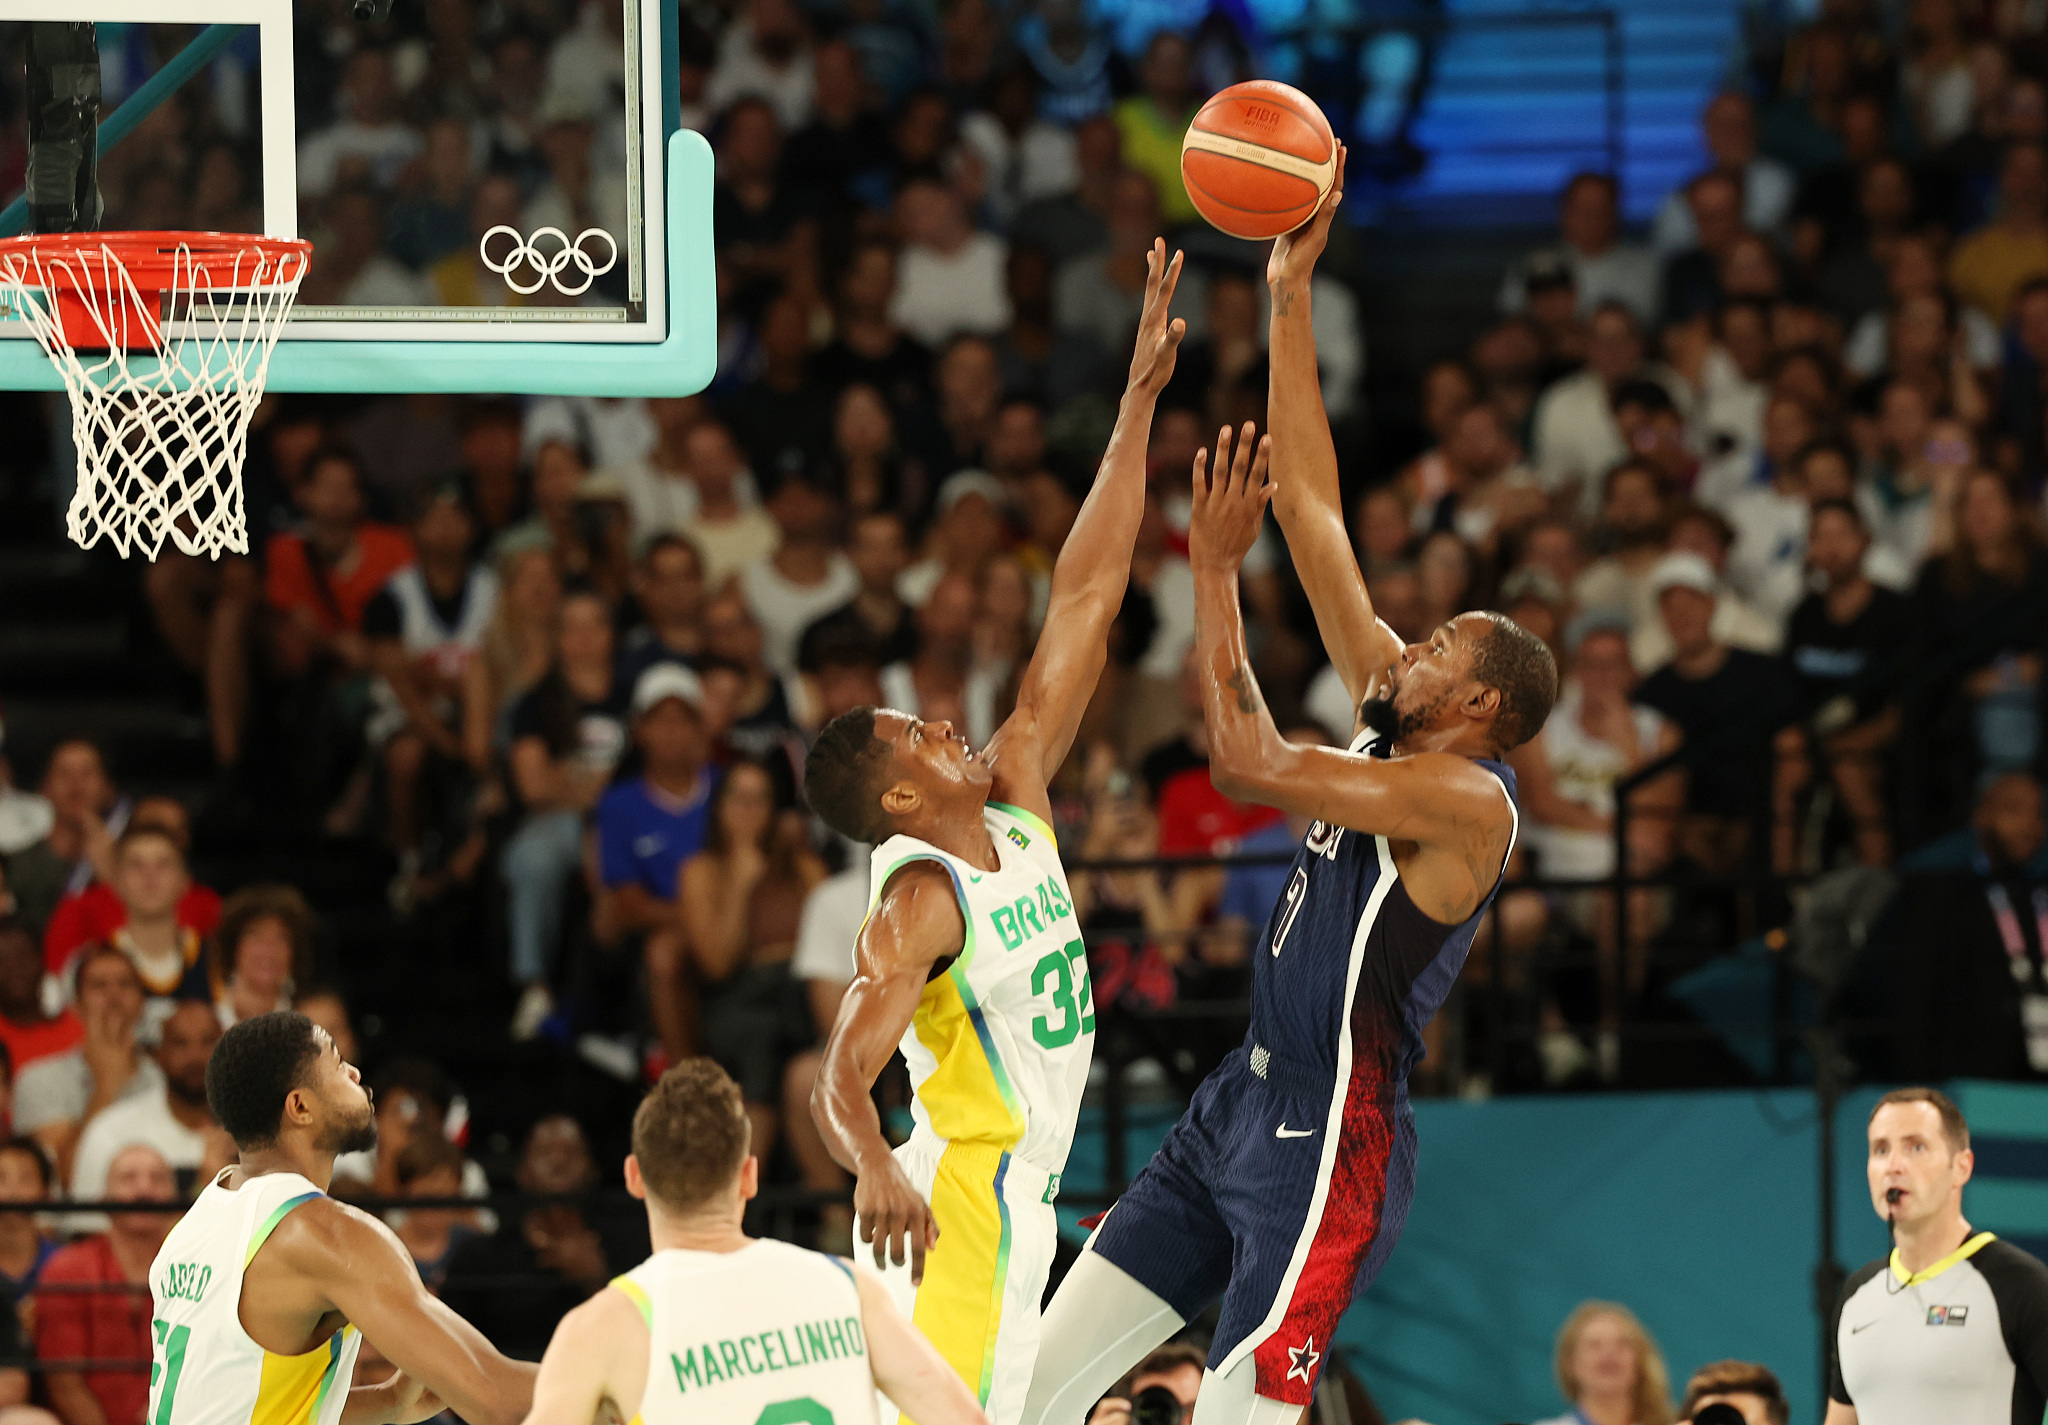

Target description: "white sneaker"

left=510, top=984, right=554, bottom=1041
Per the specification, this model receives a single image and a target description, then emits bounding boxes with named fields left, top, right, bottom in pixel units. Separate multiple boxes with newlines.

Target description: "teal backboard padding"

left=0, top=128, right=716, bottom=398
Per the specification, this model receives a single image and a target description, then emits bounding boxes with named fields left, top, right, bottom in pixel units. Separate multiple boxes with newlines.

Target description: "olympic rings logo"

left=479, top=225, right=618, bottom=297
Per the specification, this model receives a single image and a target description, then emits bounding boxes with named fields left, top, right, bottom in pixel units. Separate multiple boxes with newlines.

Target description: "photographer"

left=1085, top=1344, right=1205, bottom=1425
left=1676, top=1362, right=1787, bottom=1425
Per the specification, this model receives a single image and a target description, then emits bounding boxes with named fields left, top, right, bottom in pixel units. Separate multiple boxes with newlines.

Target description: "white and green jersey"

left=867, top=801, right=1094, bottom=1172
left=612, top=1240, right=878, bottom=1425
left=146, top=1169, right=362, bottom=1425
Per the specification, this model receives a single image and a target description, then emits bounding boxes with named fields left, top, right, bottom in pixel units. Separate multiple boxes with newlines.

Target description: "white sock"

left=1190, top=1356, right=1305, bottom=1425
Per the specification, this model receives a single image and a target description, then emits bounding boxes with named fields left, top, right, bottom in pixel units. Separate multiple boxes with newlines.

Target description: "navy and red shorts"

left=1088, top=1042, right=1417, bottom=1405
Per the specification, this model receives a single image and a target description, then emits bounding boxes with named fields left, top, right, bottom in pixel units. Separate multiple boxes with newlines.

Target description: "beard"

left=1360, top=689, right=1449, bottom=743
left=318, top=1105, right=379, bottom=1157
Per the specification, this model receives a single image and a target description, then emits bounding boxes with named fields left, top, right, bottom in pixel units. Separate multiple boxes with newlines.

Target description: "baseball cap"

left=632, top=663, right=707, bottom=717
left=1647, top=550, right=1718, bottom=598
left=936, top=470, right=1007, bottom=515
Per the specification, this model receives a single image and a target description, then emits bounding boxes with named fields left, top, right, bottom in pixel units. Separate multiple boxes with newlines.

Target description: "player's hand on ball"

left=1187, top=421, right=1274, bottom=574
left=1267, top=143, right=1346, bottom=291
left=856, top=1156, right=940, bottom=1284
left=1127, top=238, right=1188, bottom=396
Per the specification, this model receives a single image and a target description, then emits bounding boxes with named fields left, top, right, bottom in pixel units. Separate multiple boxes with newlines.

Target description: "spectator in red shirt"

left=37, top=1142, right=175, bottom=1425
left=262, top=447, right=415, bottom=679
left=90, top=830, right=217, bottom=1044
left=42, top=798, right=220, bottom=979
left=1141, top=650, right=1283, bottom=856
left=0, top=918, right=79, bottom=1077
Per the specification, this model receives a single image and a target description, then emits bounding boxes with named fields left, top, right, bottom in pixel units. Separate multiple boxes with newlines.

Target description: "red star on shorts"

left=1286, top=1335, right=1321, bottom=1384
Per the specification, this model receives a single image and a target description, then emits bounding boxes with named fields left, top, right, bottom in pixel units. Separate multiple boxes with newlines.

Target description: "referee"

left=1826, top=1087, right=2048, bottom=1425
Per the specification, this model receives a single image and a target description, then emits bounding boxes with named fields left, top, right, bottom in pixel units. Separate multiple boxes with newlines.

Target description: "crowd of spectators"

left=10, top=0, right=2048, bottom=1415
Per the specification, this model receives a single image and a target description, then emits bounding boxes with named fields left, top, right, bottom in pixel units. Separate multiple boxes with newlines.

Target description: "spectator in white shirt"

left=1651, top=93, right=1797, bottom=253
left=890, top=179, right=1011, bottom=346
left=679, top=423, right=780, bottom=590
left=780, top=861, right=867, bottom=1250
left=68, top=1002, right=223, bottom=1202
left=14, top=948, right=156, bottom=1190
left=1500, top=172, right=1660, bottom=324
left=296, top=187, right=434, bottom=307
left=1055, top=170, right=1209, bottom=358
left=297, top=47, right=423, bottom=199
left=1532, top=303, right=1675, bottom=520
left=961, top=63, right=1080, bottom=228
left=1630, top=502, right=1786, bottom=670
left=706, top=0, right=817, bottom=132
left=740, top=472, right=860, bottom=677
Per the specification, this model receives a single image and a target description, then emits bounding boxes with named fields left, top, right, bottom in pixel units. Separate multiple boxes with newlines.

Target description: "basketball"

left=1180, top=81, right=1338, bottom=240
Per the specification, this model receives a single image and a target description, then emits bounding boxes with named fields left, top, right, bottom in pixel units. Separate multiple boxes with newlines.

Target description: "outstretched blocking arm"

left=982, top=240, right=1187, bottom=818
left=1265, top=151, right=1402, bottom=714
left=267, top=1200, right=535, bottom=1425
left=1187, top=429, right=1508, bottom=851
left=811, top=860, right=964, bottom=1285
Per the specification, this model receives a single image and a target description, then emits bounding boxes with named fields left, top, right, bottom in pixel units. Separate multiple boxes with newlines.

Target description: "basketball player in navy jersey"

left=1020, top=156, right=1557, bottom=1425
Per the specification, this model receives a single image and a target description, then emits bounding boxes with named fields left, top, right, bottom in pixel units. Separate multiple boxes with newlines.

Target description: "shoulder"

left=1837, top=1255, right=1889, bottom=1312
left=1972, top=1237, right=2048, bottom=1304
left=263, top=1192, right=397, bottom=1267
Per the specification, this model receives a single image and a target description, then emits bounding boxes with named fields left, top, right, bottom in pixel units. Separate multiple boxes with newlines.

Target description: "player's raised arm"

left=268, top=1200, right=537, bottom=1425
left=1187, top=427, right=1511, bottom=908
left=810, top=860, right=963, bottom=1284
left=1264, top=150, right=1400, bottom=714
left=982, top=239, right=1186, bottom=807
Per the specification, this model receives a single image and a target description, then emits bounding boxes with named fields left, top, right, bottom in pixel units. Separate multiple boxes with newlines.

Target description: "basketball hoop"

left=0, top=231, right=312, bottom=560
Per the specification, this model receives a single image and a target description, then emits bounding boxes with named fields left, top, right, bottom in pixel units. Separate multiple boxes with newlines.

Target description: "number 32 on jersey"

left=1031, top=939, right=1094, bottom=1048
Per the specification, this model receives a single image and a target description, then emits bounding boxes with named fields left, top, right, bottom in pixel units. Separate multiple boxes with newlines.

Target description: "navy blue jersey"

left=1247, top=730, right=1519, bottom=1092
left=1091, top=730, right=1522, bottom=1401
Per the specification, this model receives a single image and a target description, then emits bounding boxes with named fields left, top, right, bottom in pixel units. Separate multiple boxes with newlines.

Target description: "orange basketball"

left=1180, top=81, right=1337, bottom=240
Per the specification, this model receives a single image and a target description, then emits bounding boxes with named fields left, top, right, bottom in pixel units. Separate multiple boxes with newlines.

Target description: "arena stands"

left=3, top=0, right=2048, bottom=1419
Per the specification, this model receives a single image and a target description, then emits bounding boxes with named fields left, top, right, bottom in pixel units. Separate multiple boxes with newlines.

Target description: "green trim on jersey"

left=244, top=1192, right=321, bottom=1267
left=987, top=802, right=1056, bottom=850
left=873, top=852, right=1027, bottom=1133
left=612, top=1275, right=655, bottom=1328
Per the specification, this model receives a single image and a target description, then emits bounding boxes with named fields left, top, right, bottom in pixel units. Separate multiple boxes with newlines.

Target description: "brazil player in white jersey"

left=524, top=1059, right=987, bottom=1425
left=146, top=1012, right=535, bottom=1425
left=800, top=239, right=1188, bottom=1425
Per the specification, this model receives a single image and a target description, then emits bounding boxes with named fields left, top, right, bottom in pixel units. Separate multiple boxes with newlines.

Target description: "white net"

left=0, top=236, right=311, bottom=561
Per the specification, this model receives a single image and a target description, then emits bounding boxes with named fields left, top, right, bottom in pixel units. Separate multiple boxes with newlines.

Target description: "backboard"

left=0, top=0, right=713, bottom=394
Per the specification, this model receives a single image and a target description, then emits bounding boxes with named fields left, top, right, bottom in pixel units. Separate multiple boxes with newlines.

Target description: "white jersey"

left=613, top=1240, right=878, bottom=1425
left=147, top=1169, right=362, bottom=1425
left=867, top=801, right=1092, bottom=1172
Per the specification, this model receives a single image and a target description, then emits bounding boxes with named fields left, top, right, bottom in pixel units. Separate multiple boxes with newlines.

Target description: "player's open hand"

left=1187, top=421, right=1274, bottom=575
left=1127, top=239, right=1188, bottom=396
left=855, top=1155, right=940, bottom=1284
left=1267, top=144, right=1346, bottom=292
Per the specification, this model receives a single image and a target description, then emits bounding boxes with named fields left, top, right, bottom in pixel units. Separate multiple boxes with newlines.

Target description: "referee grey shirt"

left=1830, top=1233, right=2048, bottom=1425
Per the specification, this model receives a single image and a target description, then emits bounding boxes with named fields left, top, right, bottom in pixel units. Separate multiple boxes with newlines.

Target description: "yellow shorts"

left=877, top=1127, right=1059, bottom=1425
